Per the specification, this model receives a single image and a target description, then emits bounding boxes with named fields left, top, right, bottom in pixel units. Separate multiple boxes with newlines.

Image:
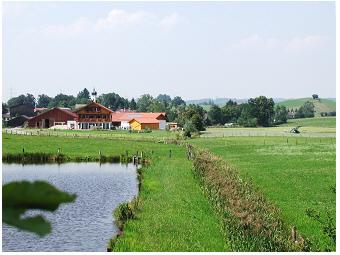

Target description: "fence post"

left=22, top=148, right=24, bottom=153
left=58, top=148, right=60, bottom=153
left=169, top=150, right=171, bottom=158
left=292, top=226, right=296, bottom=242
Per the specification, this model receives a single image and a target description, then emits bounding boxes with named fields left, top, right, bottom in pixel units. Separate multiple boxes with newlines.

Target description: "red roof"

left=128, top=118, right=160, bottom=124
left=74, top=101, right=114, bottom=114
left=112, top=112, right=168, bottom=122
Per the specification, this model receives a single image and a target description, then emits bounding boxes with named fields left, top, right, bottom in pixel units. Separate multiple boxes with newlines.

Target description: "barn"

left=128, top=118, right=161, bottom=130
left=114, top=112, right=169, bottom=130
left=9, top=104, right=35, bottom=118
left=26, top=107, right=77, bottom=129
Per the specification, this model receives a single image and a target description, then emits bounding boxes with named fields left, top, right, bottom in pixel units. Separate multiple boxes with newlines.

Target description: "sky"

left=1, top=1, right=336, bottom=103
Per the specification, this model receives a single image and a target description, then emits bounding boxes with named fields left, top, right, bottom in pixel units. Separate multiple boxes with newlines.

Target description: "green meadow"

left=2, top=132, right=228, bottom=252
left=2, top=120, right=336, bottom=251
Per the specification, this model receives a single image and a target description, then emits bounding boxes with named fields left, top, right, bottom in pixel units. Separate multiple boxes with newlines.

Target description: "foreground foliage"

left=2, top=181, right=76, bottom=237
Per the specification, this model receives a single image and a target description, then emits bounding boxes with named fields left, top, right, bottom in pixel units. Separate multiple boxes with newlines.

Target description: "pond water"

left=2, top=162, right=139, bottom=252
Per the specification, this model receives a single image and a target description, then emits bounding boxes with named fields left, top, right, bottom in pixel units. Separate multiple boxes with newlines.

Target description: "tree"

left=48, top=94, right=76, bottom=109
left=7, top=94, right=36, bottom=108
left=191, top=113, right=205, bottom=131
left=156, top=94, right=171, bottom=103
left=36, top=94, right=52, bottom=108
left=129, top=98, right=137, bottom=110
left=247, top=96, right=274, bottom=126
left=2, top=103, right=8, bottom=114
left=136, top=94, right=154, bottom=112
left=187, top=104, right=206, bottom=118
left=299, top=101, right=315, bottom=118
left=98, top=92, right=128, bottom=110
left=274, top=105, right=288, bottom=123
left=208, top=104, right=222, bottom=125
left=312, top=94, right=319, bottom=99
left=171, top=96, right=186, bottom=108
left=76, top=88, right=91, bottom=104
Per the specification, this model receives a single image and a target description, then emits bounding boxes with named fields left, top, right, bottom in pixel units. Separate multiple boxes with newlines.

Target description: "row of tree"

left=2, top=89, right=318, bottom=131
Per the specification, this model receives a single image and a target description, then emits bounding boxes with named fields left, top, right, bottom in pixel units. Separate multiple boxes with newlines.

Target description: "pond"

left=2, top=162, right=139, bottom=252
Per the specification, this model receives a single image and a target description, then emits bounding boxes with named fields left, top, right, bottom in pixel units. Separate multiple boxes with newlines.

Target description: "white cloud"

left=284, top=35, right=328, bottom=52
left=23, top=9, right=177, bottom=37
left=94, top=9, right=156, bottom=30
left=229, top=34, right=263, bottom=51
left=158, top=13, right=180, bottom=30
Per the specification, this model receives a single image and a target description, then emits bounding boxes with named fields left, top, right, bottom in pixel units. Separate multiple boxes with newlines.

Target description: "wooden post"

left=99, top=150, right=101, bottom=157
left=58, top=148, right=60, bottom=153
left=292, top=226, right=296, bottom=242
left=126, top=150, right=128, bottom=157
left=286, top=138, right=288, bottom=144
left=141, top=151, right=143, bottom=158
left=22, top=148, right=24, bottom=153
left=169, top=150, right=171, bottom=158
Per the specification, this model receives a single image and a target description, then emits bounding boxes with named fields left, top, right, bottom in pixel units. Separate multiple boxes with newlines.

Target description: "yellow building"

left=128, top=118, right=161, bottom=130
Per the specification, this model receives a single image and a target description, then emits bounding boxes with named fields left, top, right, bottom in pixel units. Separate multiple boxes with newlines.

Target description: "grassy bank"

left=188, top=136, right=336, bottom=251
left=112, top=155, right=228, bottom=251
left=2, top=132, right=228, bottom=251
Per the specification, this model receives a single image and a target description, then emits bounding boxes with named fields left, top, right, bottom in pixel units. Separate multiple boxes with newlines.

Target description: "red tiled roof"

left=112, top=112, right=168, bottom=122
left=128, top=118, right=160, bottom=124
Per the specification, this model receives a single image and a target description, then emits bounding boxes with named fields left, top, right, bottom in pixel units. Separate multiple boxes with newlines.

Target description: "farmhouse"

left=26, top=107, right=77, bottom=129
left=74, top=101, right=115, bottom=130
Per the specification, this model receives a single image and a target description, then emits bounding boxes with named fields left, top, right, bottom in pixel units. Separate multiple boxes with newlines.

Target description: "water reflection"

left=2, top=162, right=139, bottom=252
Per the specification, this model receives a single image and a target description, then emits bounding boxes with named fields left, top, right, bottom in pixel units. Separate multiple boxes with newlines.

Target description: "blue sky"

left=2, top=1, right=336, bottom=103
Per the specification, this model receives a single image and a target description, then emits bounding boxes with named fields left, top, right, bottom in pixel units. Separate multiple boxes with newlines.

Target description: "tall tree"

left=2, top=103, right=8, bottom=114
left=7, top=94, right=36, bottom=108
left=136, top=94, right=154, bottom=112
left=36, top=94, right=52, bottom=108
left=208, top=104, right=222, bottom=125
left=48, top=94, right=76, bottom=109
left=156, top=94, right=171, bottom=103
left=76, top=88, right=91, bottom=104
left=171, top=96, right=186, bottom=108
left=129, top=98, right=137, bottom=110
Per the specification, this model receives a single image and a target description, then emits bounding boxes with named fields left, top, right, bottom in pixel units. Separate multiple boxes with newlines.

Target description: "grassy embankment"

left=2, top=132, right=228, bottom=252
left=188, top=120, right=336, bottom=251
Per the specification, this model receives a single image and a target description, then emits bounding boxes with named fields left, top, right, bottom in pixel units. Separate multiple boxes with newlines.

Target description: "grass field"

left=2, top=120, right=336, bottom=251
left=2, top=132, right=228, bottom=252
left=187, top=135, right=336, bottom=251
left=276, top=98, right=336, bottom=117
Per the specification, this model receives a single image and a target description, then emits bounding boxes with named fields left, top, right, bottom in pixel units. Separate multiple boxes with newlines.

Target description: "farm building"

left=26, top=107, right=77, bottom=129
left=74, top=101, right=115, bottom=130
left=167, top=122, right=183, bottom=130
left=7, top=115, right=31, bottom=127
left=9, top=104, right=35, bottom=118
left=113, top=112, right=169, bottom=130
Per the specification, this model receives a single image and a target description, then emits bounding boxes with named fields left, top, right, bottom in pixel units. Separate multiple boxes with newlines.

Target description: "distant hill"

left=185, top=97, right=287, bottom=105
left=276, top=98, right=336, bottom=117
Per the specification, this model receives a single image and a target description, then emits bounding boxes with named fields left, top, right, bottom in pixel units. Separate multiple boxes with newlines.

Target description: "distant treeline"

left=2, top=89, right=321, bottom=131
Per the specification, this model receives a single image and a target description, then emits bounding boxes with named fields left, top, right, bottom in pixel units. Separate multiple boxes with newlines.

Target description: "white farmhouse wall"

left=121, top=120, right=130, bottom=129
left=159, top=120, right=167, bottom=130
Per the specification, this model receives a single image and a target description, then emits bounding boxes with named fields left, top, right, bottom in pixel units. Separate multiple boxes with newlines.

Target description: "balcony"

left=75, top=118, right=110, bottom=122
